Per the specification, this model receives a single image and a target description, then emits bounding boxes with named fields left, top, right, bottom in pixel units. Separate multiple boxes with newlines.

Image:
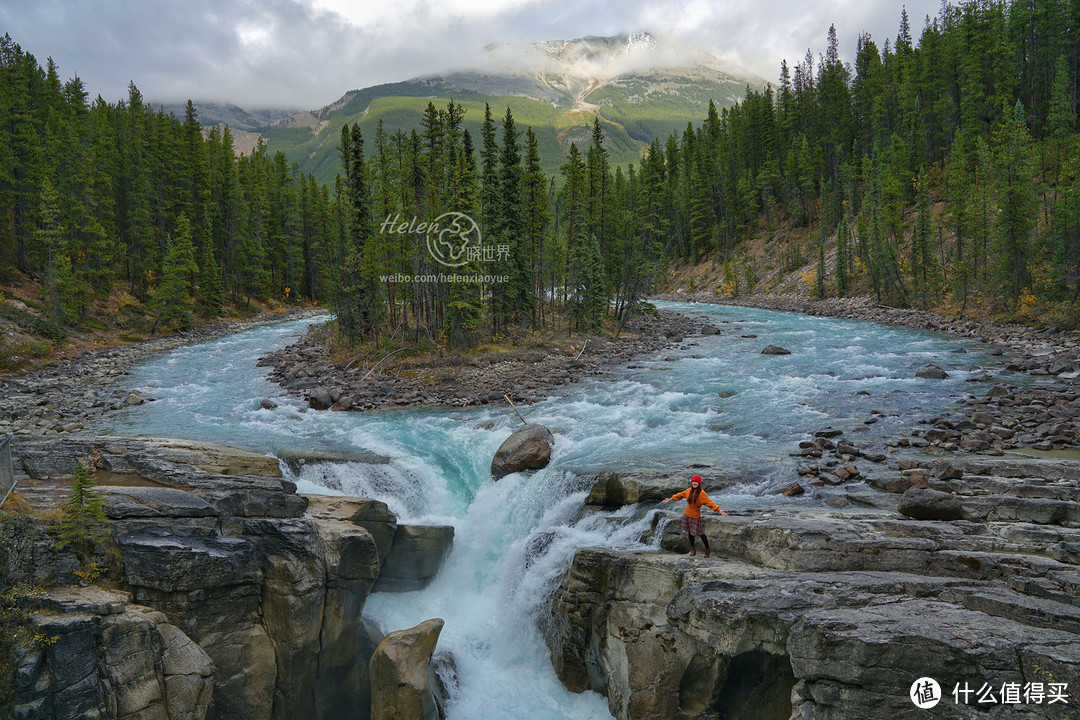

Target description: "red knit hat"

left=690, top=475, right=702, bottom=485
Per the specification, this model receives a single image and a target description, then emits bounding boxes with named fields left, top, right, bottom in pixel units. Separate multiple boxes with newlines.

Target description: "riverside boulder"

left=490, top=423, right=554, bottom=479
left=584, top=471, right=710, bottom=507
left=369, top=619, right=446, bottom=720
left=897, top=487, right=965, bottom=520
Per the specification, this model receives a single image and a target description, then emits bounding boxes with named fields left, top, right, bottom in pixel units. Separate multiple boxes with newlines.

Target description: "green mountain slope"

left=254, top=34, right=763, bottom=184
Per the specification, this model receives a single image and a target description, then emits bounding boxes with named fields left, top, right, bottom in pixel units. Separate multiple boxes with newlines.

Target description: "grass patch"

left=0, top=492, right=32, bottom=515
left=81, top=317, right=109, bottom=331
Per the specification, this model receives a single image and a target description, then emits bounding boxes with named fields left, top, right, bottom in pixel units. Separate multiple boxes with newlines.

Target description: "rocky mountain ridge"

left=160, top=33, right=761, bottom=181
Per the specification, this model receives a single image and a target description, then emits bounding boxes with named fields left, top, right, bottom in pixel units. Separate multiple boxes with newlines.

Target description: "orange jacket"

left=668, top=488, right=721, bottom=519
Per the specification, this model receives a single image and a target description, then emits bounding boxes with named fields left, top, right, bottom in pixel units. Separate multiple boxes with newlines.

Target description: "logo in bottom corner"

left=910, top=677, right=942, bottom=709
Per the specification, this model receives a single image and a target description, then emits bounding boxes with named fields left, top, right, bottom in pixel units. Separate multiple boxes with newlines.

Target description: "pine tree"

left=234, top=145, right=271, bottom=305
left=868, top=201, right=908, bottom=307
left=1047, top=54, right=1075, bottom=183
left=199, top=218, right=224, bottom=317
left=687, top=157, right=712, bottom=255
left=1047, top=55, right=1075, bottom=140
left=37, top=179, right=77, bottom=326
left=945, top=132, right=971, bottom=263
left=577, top=233, right=606, bottom=332
left=336, top=123, right=379, bottom=340
left=835, top=218, right=852, bottom=297
left=180, top=100, right=208, bottom=229
left=479, top=104, right=499, bottom=239
left=1049, top=144, right=1080, bottom=301
left=371, top=119, right=400, bottom=332
left=817, top=24, right=852, bottom=174
left=54, top=461, right=110, bottom=563
left=586, top=117, right=613, bottom=284
left=796, top=135, right=817, bottom=225
left=445, top=127, right=482, bottom=349
left=897, top=7, right=913, bottom=54
left=119, top=82, right=157, bottom=300
left=151, top=213, right=198, bottom=331
left=522, top=127, right=550, bottom=326
left=489, top=108, right=530, bottom=333
left=0, top=36, right=44, bottom=275
left=992, top=102, right=1036, bottom=306
left=560, top=143, right=587, bottom=330
left=909, top=170, right=940, bottom=308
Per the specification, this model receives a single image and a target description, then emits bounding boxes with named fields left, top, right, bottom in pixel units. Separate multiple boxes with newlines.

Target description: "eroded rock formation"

left=7, top=437, right=454, bottom=720
left=548, top=460, right=1080, bottom=720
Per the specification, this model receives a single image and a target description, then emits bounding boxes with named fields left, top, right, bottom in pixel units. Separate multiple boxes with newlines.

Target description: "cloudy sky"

left=1, top=0, right=940, bottom=111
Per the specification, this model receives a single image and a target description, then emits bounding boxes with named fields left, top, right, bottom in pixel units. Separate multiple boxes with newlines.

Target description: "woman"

left=662, top=474, right=728, bottom=557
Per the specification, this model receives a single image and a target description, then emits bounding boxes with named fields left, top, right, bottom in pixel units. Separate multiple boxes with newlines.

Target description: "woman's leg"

left=686, top=532, right=697, bottom=554
left=701, top=534, right=711, bottom=557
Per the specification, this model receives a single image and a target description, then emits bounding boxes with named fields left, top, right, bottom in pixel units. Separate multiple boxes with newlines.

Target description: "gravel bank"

left=0, top=308, right=324, bottom=438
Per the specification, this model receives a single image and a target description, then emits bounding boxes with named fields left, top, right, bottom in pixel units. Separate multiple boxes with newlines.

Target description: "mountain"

left=155, top=102, right=296, bottom=132
left=185, top=33, right=766, bottom=183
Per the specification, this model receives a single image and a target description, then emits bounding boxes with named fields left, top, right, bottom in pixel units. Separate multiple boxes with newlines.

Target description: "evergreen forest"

left=1, top=0, right=1078, bottom=357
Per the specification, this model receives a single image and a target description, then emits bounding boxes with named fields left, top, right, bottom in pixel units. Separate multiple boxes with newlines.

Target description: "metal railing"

left=0, top=434, right=13, bottom=509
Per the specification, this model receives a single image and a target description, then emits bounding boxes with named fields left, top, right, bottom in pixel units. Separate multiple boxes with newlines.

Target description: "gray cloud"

left=0, top=0, right=941, bottom=110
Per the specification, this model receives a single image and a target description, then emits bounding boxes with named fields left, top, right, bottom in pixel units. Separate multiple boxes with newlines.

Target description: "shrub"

left=0, top=339, right=52, bottom=372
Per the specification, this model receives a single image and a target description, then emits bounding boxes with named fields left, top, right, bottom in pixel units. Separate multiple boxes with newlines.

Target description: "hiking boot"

left=688, top=547, right=696, bottom=556
left=704, top=548, right=711, bottom=558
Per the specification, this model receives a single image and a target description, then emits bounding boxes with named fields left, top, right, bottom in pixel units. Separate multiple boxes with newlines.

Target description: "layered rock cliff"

left=5, top=437, right=454, bottom=720
left=548, top=462, right=1080, bottom=719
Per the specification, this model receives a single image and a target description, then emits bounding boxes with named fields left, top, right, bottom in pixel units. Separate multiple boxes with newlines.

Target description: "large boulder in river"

left=308, top=386, right=334, bottom=410
left=369, top=619, right=445, bottom=720
left=490, top=423, right=554, bottom=479
left=761, top=345, right=791, bottom=355
left=916, top=364, right=949, bottom=379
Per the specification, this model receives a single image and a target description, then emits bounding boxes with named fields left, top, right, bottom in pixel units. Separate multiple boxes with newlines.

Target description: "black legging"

left=688, top=533, right=710, bottom=550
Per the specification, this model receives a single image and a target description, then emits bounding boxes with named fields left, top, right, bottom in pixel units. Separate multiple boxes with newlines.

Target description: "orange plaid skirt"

left=680, top=514, right=705, bottom=536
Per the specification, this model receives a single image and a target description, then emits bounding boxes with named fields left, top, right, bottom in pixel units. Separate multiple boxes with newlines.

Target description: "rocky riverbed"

left=660, top=293, right=1080, bottom=457
left=257, top=311, right=704, bottom=412
left=0, top=308, right=324, bottom=438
